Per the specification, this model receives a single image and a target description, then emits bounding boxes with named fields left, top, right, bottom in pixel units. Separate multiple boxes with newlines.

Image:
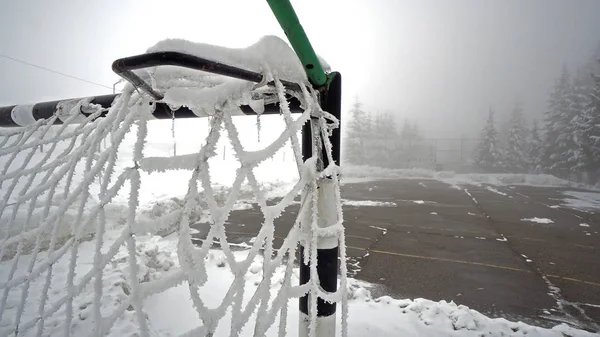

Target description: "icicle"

left=171, top=110, right=177, bottom=156
left=256, top=113, right=262, bottom=143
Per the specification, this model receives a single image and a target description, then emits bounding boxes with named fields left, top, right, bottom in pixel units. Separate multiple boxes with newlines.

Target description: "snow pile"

left=0, top=230, right=178, bottom=337
left=147, top=35, right=330, bottom=84
left=346, top=288, right=596, bottom=337
left=521, top=217, right=555, bottom=224
left=141, top=36, right=329, bottom=117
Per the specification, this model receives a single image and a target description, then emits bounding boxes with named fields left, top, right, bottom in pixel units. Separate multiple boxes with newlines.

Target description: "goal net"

left=0, top=36, right=347, bottom=337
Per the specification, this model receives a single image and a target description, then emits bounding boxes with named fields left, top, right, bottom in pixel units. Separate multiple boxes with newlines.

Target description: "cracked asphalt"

left=192, top=178, right=600, bottom=332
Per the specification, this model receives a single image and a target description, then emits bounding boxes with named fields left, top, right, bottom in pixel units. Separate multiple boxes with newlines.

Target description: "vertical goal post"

left=0, top=1, right=344, bottom=336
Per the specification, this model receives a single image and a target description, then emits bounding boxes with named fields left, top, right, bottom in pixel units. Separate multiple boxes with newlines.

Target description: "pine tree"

left=579, top=71, right=600, bottom=182
left=503, top=102, right=529, bottom=173
left=399, top=119, right=421, bottom=141
left=370, top=111, right=398, bottom=167
left=474, top=109, right=502, bottom=172
left=400, top=119, right=412, bottom=141
left=410, top=121, right=422, bottom=141
left=540, top=66, right=578, bottom=177
left=528, top=119, right=542, bottom=172
left=568, top=74, right=592, bottom=173
left=498, top=114, right=512, bottom=152
left=344, top=97, right=372, bottom=164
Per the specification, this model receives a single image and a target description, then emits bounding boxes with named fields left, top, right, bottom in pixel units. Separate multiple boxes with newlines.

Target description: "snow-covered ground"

left=0, top=228, right=595, bottom=337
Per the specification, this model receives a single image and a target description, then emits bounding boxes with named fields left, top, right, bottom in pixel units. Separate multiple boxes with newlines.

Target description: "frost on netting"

left=0, top=36, right=345, bottom=337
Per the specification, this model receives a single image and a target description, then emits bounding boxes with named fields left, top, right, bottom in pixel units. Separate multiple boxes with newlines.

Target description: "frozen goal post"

left=0, top=8, right=346, bottom=337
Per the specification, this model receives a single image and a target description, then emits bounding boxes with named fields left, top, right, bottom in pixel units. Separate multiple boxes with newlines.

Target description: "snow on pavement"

left=561, top=191, right=600, bottom=211
left=342, top=200, right=396, bottom=207
left=521, top=217, right=555, bottom=224
left=485, top=186, right=508, bottom=196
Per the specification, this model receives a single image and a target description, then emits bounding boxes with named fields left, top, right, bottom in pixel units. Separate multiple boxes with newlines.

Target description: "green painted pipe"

left=266, top=0, right=327, bottom=87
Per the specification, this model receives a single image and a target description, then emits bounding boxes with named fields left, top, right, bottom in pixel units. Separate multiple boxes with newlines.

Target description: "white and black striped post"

left=299, top=72, right=341, bottom=337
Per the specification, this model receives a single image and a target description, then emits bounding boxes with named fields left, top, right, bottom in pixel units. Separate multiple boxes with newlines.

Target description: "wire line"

left=0, top=53, right=112, bottom=90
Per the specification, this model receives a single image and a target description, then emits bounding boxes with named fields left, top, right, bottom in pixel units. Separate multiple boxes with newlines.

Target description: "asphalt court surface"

left=192, top=178, right=600, bottom=331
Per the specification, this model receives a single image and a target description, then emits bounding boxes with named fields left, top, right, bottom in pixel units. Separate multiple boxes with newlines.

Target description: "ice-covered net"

left=0, top=36, right=346, bottom=336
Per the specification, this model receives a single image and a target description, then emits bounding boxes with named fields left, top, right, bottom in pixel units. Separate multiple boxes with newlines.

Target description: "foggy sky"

left=1, top=0, right=599, bottom=138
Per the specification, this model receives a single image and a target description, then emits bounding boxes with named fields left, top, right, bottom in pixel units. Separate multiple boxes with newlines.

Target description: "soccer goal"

left=0, top=1, right=345, bottom=337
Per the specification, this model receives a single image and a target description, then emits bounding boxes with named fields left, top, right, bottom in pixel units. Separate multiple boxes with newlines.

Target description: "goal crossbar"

left=0, top=52, right=307, bottom=128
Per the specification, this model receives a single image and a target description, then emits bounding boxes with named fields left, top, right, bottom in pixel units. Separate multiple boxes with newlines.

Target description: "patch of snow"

left=561, top=191, right=600, bottom=211
left=398, top=199, right=436, bottom=205
left=464, top=189, right=478, bottom=205
left=232, top=202, right=254, bottom=211
left=443, top=173, right=577, bottom=188
left=342, top=200, right=396, bottom=207
left=369, top=226, right=388, bottom=234
left=521, top=217, right=554, bottom=224
left=485, top=186, right=508, bottom=196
